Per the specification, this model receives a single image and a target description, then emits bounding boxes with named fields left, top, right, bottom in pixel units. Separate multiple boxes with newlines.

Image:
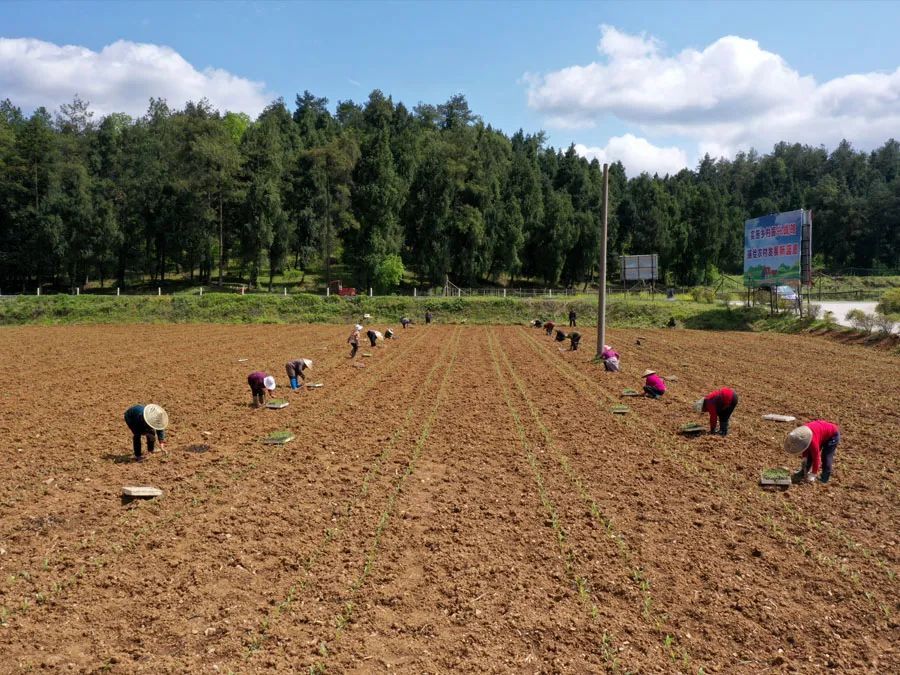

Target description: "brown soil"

left=0, top=324, right=897, bottom=673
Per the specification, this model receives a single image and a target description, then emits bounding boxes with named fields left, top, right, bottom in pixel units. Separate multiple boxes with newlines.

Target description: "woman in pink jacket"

left=784, top=420, right=840, bottom=483
left=641, top=369, right=666, bottom=398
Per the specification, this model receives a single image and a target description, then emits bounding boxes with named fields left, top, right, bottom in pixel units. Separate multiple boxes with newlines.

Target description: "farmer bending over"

left=425, top=310, right=433, bottom=324
left=248, top=371, right=277, bottom=408
left=601, top=344, right=620, bottom=372
left=569, top=332, right=582, bottom=351
left=693, top=387, right=738, bottom=436
left=544, top=321, right=556, bottom=336
left=401, top=317, right=411, bottom=329
left=555, top=329, right=568, bottom=342
left=642, top=369, right=666, bottom=398
left=285, top=358, right=313, bottom=392
left=124, top=404, right=168, bottom=462
left=385, top=328, right=395, bottom=340
left=784, top=420, right=840, bottom=484
left=348, top=324, right=361, bottom=358
left=366, top=329, right=383, bottom=347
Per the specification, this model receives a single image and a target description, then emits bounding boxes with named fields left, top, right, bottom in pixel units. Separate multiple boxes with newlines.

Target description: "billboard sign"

left=621, top=254, right=658, bottom=281
left=743, top=210, right=806, bottom=287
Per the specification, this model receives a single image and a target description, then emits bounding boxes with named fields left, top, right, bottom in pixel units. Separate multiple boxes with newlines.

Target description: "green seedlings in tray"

left=263, top=431, right=295, bottom=445
left=621, top=388, right=641, bottom=396
left=266, top=398, right=289, bottom=409
left=762, top=468, right=791, bottom=481
left=611, top=404, right=629, bottom=414
left=680, top=422, right=705, bottom=434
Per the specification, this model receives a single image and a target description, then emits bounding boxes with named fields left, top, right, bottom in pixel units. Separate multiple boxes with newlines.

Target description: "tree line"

left=0, top=91, right=898, bottom=292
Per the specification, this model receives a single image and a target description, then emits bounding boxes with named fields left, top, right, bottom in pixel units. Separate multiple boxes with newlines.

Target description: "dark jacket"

left=124, top=405, right=166, bottom=441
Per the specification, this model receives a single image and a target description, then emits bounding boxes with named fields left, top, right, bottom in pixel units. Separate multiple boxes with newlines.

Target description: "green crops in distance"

left=0, top=294, right=771, bottom=330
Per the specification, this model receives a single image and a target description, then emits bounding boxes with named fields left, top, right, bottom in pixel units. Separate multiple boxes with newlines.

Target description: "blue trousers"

left=806, top=433, right=840, bottom=482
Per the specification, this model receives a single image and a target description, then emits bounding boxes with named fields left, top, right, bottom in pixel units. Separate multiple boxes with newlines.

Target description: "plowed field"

left=0, top=325, right=897, bottom=673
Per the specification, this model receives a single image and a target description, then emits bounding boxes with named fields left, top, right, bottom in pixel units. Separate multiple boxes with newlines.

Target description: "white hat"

left=363, top=313, right=372, bottom=319
left=603, top=345, right=611, bottom=351
left=263, top=376, right=277, bottom=391
left=784, top=426, right=812, bottom=454
left=374, top=331, right=383, bottom=339
left=642, top=369, right=656, bottom=378
left=143, top=404, right=169, bottom=430
left=355, top=324, right=363, bottom=331
left=301, top=358, right=313, bottom=370
left=692, top=398, right=705, bottom=413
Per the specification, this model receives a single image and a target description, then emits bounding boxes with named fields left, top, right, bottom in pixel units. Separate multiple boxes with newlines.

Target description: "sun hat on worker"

left=355, top=324, right=363, bottom=331
left=301, top=358, right=313, bottom=370
left=641, top=369, right=656, bottom=378
left=374, top=330, right=383, bottom=339
left=142, top=404, right=169, bottom=431
left=692, top=398, right=705, bottom=413
left=263, top=376, right=277, bottom=391
left=603, top=345, right=611, bottom=351
left=784, top=426, right=813, bottom=454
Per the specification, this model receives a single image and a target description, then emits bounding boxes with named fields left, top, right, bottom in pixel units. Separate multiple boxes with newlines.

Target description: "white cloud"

left=0, top=37, right=271, bottom=118
left=575, top=134, right=688, bottom=177
left=526, top=25, right=900, bottom=158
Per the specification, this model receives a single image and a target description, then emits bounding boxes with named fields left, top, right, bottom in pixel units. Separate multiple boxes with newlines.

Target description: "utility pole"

left=596, top=163, right=609, bottom=359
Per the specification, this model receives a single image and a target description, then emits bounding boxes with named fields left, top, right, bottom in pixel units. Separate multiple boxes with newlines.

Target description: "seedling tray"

left=680, top=423, right=705, bottom=435
left=266, top=399, right=289, bottom=409
left=763, top=414, right=796, bottom=422
left=122, top=486, right=162, bottom=499
left=307, top=383, right=324, bottom=389
left=760, top=468, right=792, bottom=487
left=611, top=405, right=629, bottom=415
left=621, top=389, right=641, bottom=397
left=362, top=353, right=373, bottom=357
left=263, top=431, right=295, bottom=445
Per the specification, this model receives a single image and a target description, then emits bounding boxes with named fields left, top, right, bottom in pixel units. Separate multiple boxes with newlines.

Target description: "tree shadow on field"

left=102, top=452, right=135, bottom=464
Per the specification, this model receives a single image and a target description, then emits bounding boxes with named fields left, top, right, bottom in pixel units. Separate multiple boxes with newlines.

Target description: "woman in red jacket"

left=784, top=420, right=841, bottom=484
left=693, top=388, right=738, bottom=436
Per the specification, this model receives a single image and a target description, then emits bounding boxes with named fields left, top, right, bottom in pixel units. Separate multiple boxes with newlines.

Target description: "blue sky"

left=2, top=0, right=899, bottom=174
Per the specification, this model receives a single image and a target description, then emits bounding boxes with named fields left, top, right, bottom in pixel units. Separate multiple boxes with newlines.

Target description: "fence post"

left=158, top=287, right=161, bottom=296
left=76, top=287, right=80, bottom=296
left=369, top=287, right=373, bottom=297
left=117, top=287, right=120, bottom=296
left=326, top=286, right=330, bottom=297
left=200, top=287, right=203, bottom=297
left=241, top=286, right=245, bottom=296
left=413, top=287, right=417, bottom=297
left=37, top=287, right=40, bottom=296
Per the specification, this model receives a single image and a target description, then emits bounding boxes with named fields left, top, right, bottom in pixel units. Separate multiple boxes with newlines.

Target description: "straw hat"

left=374, top=331, right=383, bottom=339
left=355, top=324, right=363, bottom=331
left=603, top=345, right=611, bottom=351
left=301, top=358, right=313, bottom=370
left=641, top=369, right=656, bottom=378
left=692, top=398, right=705, bottom=413
left=784, top=426, right=812, bottom=454
left=263, top=376, right=277, bottom=391
left=143, top=404, right=169, bottom=431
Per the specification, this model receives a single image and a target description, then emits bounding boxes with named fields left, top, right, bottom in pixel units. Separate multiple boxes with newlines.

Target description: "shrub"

left=690, top=287, right=715, bottom=304
left=876, top=288, right=900, bottom=315
left=822, top=310, right=836, bottom=327
left=874, top=312, right=897, bottom=335
left=846, top=308, right=876, bottom=334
